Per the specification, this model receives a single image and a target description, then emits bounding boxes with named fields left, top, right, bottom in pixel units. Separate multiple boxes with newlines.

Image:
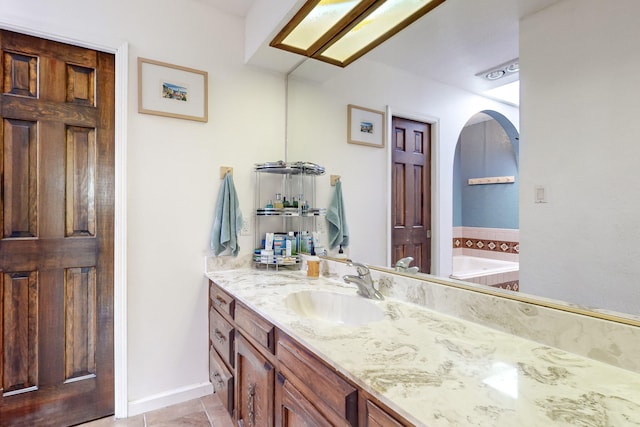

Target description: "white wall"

left=0, top=0, right=285, bottom=415
left=520, top=0, right=640, bottom=314
left=0, top=0, right=520, bottom=415
left=287, top=60, right=518, bottom=274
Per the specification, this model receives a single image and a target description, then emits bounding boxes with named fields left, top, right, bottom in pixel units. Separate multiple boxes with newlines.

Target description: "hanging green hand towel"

left=211, top=173, right=243, bottom=256
left=326, top=180, right=349, bottom=249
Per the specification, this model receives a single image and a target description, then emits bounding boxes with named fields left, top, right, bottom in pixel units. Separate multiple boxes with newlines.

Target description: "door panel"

left=391, top=117, right=431, bottom=273
left=0, top=30, right=114, bottom=426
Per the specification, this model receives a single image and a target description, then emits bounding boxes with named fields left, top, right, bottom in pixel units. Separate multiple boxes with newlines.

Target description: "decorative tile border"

left=453, top=237, right=519, bottom=254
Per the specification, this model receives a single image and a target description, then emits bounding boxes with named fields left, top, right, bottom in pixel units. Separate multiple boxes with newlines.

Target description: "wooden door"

left=0, top=30, right=115, bottom=426
left=275, top=372, right=332, bottom=427
left=236, top=334, right=274, bottom=427
left=391, top=117, right=431, bottom=273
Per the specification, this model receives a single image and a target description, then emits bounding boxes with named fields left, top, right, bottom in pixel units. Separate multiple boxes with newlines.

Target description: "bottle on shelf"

left=274, top=193, right=283, bottom=209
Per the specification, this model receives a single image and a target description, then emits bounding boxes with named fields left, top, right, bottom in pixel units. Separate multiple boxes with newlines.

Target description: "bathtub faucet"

left=395, top=257, right=419, bottom=274
left=343, top=260, right=384, bottom=300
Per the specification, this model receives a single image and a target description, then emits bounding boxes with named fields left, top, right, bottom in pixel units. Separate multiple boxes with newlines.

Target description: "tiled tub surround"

left=452, top=226, right=519, bottom=289
left=205, top=261, right=640, bottom=426
left=453, top=226, right=520, bottom=262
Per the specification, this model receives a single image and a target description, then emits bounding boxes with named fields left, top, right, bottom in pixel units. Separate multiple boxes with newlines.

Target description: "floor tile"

left=201, top=394, right=234, bottom=427
left=77, top=395, right=235, bottom=427
left=144, top=398, right=206, bottom=425
left=79, top=414, right=145, bottom=426
left=146, top=410, right=211, bottom=427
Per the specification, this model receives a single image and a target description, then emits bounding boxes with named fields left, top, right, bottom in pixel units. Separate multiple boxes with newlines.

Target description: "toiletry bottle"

left=285, top=235, right=292, bottom=257
left=274, top=193, right=283, bottom=209
left=283, top=196, right=290, bottom=208
left=288, top=231, right=297, bottom=255
left=336, top=245, right=347, bottom=259
left=266, top=199, right=273, bottom=209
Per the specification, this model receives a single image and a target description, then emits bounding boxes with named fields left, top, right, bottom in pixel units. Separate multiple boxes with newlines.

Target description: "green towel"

left=211, top=173, right=242, bottom=256
left=326, top=180, right=349, bottom=249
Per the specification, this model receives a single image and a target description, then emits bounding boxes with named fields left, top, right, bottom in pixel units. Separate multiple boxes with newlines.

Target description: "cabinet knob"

left=214, top=329, right=226, bottom=344
left=214, top=296, right=227, bottom=307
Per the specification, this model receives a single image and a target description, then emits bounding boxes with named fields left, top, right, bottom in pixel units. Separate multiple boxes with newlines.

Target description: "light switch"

left=534, top=185, right=548, bottom=203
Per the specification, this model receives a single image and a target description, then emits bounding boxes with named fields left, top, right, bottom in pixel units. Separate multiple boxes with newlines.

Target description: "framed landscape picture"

left=138, top=57, right=208, bottom=122
left=347, top=104, right=385, bottom=148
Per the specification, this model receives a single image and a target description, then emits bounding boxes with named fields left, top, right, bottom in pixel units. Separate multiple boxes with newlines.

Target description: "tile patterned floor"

left=80, top=394, right=234, bottom=427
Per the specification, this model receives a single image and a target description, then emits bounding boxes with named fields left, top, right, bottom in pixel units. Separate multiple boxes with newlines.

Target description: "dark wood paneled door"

left=391, top=117, right=431, bottom=273
left=0, top=30, right=115, bottom=426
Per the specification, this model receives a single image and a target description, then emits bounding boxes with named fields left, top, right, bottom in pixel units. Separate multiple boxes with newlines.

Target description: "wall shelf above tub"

left=468, top=176, right=515, bottom=185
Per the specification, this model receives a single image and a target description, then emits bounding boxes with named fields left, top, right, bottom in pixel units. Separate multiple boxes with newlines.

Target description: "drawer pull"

left=214, top=329, right=226, bottom=344
left=214, top=296, right=227, bottom=307
left=248, top=383, right=256, bottom=426
left=213, top=373, right=224, bottom=390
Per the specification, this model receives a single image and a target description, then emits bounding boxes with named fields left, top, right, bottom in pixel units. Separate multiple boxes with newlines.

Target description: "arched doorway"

left=451, top=110, right=520, bottom=291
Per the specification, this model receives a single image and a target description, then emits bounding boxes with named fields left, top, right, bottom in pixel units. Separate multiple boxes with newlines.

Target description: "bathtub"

left=450, top=255, right=519, bottom=280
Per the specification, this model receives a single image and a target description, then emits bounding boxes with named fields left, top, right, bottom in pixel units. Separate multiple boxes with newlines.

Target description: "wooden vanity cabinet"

left=236, top=333, right=275, bottom=427
left=208, top=281, right=236, bottom=416
left=277, top=334, right=357, bottom=426
left=208, top=280, right=413, bottom=427
left=360, top=399, right=409, bottom=427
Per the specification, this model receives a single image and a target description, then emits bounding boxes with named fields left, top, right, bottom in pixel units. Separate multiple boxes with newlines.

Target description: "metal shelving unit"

left=253, top=161, right=325, bottom=269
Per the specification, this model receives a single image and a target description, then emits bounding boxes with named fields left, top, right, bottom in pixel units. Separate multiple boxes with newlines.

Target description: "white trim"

left=127, top=382, right=214, bottom=417
left=385, top=107, right=441, bottom=275
left=113, top=42, right=129, bottom=419
left=0, top=21, right=129, bottom=419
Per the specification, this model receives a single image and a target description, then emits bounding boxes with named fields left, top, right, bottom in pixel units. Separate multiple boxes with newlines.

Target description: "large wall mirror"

left=284, top=0, right=640, bottom=325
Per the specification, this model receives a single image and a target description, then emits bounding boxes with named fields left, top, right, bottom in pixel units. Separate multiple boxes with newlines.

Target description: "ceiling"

left=203, top=0, right=564, bottom=97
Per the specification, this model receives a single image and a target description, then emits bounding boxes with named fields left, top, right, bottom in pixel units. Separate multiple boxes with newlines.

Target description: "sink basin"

left=285, top=290, right=384, bottom=326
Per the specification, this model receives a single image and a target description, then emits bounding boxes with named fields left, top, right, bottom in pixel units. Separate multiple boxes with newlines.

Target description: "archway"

left=451, top=110, right=520, bottom=290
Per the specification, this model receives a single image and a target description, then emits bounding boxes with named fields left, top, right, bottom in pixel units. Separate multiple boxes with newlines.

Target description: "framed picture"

left=138, top=57, right=208, bottom=122
left=347, top=104, right=385, bottom=148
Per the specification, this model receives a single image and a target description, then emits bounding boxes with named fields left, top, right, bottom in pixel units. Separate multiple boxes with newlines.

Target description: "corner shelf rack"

left=253, top=161, right=325, bottom=269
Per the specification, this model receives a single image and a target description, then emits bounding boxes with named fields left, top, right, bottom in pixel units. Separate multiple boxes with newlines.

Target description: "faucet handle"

left=395, top=256, right=414, bottom=268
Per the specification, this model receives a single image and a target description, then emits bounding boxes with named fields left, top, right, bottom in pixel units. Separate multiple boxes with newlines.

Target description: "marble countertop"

left=205, top=268, right=640, bottom=427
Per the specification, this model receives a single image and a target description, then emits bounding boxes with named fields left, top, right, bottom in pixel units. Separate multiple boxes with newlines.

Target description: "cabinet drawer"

left=210, top=307, right=235, bottom=368
left=365, top=400, right=405, bottom=427
left=278, top=334, right=358, bottom=426
left=209, top=280, right=235, bottom=319
left=210, top=345, right=234, bottom=416
left=235, top=303, right=275, bottom=354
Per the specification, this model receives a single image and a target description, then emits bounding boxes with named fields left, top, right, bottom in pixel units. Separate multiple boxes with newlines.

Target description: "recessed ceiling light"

left=486, top=70, right=505, bottom=80
left=477, top=58, right=519, bottom=81
left=505, top=61, right=519, bottom=73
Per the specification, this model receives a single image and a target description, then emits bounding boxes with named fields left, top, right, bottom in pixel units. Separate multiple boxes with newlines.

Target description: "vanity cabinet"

left=361, top=400, right=407, bottom=427
left=208, top=281, right=235, bottom=416
left=208, top=279, right=412, bottom=427
left=236, top=333, right=275, bottom=427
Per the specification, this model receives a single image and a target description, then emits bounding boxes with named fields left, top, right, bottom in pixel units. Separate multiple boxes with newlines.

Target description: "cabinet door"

left=364, top=400, right=405, bottom=427
left=236, top=334, right=275, bottom=427
left=210, top=345, right=234, bottom=416
left=275, top=372, right=333, bottom=427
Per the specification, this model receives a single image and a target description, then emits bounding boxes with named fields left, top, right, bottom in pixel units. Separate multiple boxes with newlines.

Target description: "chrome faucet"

left=395, top=257, right=419, bottom=274
left=343, top=260, right=384, bottom=300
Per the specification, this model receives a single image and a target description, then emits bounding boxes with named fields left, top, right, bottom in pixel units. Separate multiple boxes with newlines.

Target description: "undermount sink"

left=285, top=290, right=384, bottom=326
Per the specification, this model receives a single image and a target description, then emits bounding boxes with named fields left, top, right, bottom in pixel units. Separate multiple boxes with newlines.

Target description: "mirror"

left=284, top=0, right=640, bottom=324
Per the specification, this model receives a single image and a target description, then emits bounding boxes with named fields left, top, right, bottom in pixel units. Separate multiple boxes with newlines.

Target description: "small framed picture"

left=347, top=104, right=385, bottom=148
left=138, top=57, right=208, bottom=122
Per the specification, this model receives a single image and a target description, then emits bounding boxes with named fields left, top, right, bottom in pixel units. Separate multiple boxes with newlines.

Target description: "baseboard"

left=127, top=382, right=214, bottom=417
